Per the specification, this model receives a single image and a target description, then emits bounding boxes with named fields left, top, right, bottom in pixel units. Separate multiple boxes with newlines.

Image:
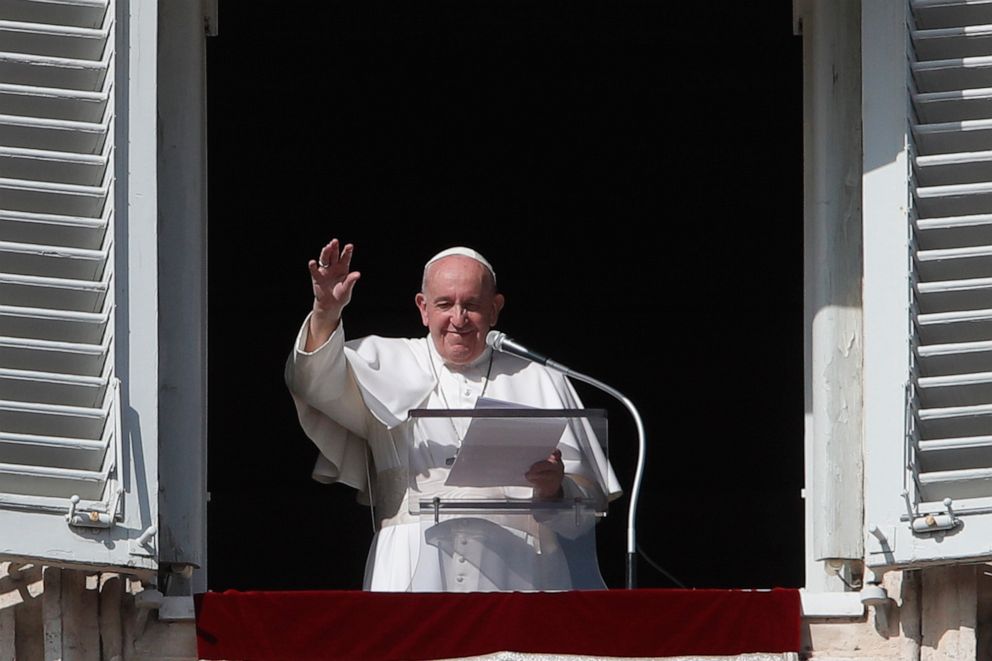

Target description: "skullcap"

left=424, top=246, right=496, bottom=284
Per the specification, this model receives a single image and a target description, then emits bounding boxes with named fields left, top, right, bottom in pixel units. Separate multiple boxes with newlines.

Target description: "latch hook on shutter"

left=66, top=486, right=123, bottom=528
left=902, top=490, right=960, bottom=534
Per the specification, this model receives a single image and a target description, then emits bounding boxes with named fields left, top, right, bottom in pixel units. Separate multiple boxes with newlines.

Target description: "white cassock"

left=285, top=315, right=622, bottom=591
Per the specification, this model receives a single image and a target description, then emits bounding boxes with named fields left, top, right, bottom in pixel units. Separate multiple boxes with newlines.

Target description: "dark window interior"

left=206, top=2, right=804, bottom=590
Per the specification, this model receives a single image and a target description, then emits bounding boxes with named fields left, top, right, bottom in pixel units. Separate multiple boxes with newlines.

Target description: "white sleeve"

left=284, top=315, right=375, bottom=492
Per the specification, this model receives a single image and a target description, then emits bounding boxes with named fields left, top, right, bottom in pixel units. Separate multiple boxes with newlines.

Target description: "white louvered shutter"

left=864, top=0, right=992, bottom=568
left=0, top=0, right=158, bottom=571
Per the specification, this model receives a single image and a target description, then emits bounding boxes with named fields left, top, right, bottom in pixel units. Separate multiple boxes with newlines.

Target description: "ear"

left=490, top=293, right=505, bottom=327
left=415, top=292, right=429, bottom=327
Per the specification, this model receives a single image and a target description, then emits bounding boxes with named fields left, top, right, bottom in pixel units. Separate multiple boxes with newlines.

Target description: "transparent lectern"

left=406, top=407, right=610, bottom=592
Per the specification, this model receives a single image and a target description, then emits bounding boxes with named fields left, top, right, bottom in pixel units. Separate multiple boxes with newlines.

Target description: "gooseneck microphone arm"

left=486, top=330, right=646, bottom=590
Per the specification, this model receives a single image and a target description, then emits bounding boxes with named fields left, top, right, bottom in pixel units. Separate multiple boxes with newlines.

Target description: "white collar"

left=425, top=334, right=493, bottom=374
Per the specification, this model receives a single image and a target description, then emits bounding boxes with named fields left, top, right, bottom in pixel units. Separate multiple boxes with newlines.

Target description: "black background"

left=205, top=2, right=805, bottom=590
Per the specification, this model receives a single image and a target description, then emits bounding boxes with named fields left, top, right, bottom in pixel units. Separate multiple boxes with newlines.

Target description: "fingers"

left=333, top=271, right=361, bottom=300
left=526, top=458, right=563, bottom=482
left=526, top=458, right=565, bottom=500
left=317, top=239, right=339, bottom=270
left=339, top=243, right=354, bottom=271
left=312, top=240, right=356, bottom=278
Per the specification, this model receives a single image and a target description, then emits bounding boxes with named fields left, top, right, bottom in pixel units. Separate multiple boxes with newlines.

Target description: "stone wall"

left=0, top=562, right=194, bottom=661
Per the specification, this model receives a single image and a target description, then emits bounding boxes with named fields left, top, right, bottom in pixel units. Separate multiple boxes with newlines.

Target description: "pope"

left=286, top=239, right=620, bottom=591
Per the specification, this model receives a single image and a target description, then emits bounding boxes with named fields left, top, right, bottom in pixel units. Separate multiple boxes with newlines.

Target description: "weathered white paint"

left=800, top=0, right=865, bottom=580
left=116, top=0, right=159, bottom=571
left=800, top=589, right=865, bottom=618
left=861, top=0, right=913, bottom=570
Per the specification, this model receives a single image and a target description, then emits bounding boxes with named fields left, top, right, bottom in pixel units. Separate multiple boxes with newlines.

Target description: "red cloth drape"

left=196, top=588, right=801, bottom=660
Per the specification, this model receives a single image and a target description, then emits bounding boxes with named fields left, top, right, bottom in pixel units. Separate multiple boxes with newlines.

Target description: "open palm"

left=308, top=238, right=360, bottom=320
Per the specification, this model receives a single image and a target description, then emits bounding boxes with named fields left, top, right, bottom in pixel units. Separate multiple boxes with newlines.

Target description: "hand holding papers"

left=444, top=398, right=567, bottom=488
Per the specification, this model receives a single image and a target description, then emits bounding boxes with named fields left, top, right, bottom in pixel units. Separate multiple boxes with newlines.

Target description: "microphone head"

left=486, top=330, right=505, bottom=350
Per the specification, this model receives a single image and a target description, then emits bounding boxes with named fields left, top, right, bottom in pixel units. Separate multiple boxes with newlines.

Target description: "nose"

left=451, top=305, right=469, bottom=325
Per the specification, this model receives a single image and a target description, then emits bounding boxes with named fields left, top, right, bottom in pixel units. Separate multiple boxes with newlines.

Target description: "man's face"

left=415, top=256, right=505, bottom=366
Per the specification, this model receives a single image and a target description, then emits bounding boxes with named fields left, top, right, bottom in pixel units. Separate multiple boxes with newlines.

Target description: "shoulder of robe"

left=492, top=351, right=560, bottom=382
left=343, top=335, right=433, bottom=376
left=490, top=352, right=579, bottom=406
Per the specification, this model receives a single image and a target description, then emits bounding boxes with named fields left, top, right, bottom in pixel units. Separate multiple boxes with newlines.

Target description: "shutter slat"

left=0, top=20, right=110, bottom=60
left=0, top=82, right=108, bottom=122
left=917, top=243, right=992, bottom=280
left=0, top=427, right=108, bottom=472
left=0, top=397, right=107, bottom=439
left=0, top=239, right=108, bottom=279
left=0, top=145, right=109, bottom=185
left=0, top=334, right=108, bottom=376
left=0, top=366, right=108, bottom=408
left=916, top=149, right=992, bottom=185
left=914, top=25, right=992, bottom=62
left=0, top=208, right=108, bottom=248
left=914, top=87, right=992, bottom=123
left=917, top=309, right=992, bottom=345
left=0, top=113, right=109, bottom=153
left=917, top=435, right=992, bottom=473
left=918, top=404, right=992, bottom=439
left=0, top=0, right=108, bottom=30
left=918, top=467, right=992, bottom=501
left=0, top=279, right=108, bottom=312
left=0, top=305, right=109, bottom=344
left=918, top=213, right=992, bottom=249
left=918, top=371, right=992, bottom=408
left=919, top=340, right=992, bottom=375
left=917, top=283, right=992, bottom=316
left=0, top=48, right=110, bottom=91
left=0, top=460, right=109, bottom=499
left=912, top=1, right=992, bottom=32
left=0, top=177, right=109, bottom=216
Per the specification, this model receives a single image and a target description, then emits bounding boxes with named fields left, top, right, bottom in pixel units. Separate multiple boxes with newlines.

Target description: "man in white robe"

left=285, top=240, right=620, bottom=591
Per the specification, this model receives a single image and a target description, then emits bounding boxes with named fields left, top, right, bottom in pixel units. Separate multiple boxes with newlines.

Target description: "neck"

left=427, top=337, right=492, bottom=371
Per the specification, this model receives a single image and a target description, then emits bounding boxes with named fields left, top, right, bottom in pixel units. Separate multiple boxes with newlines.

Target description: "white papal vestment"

left=285, top=316, right=620, bottom=591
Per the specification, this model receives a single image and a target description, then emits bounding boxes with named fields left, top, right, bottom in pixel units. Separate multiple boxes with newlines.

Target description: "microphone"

left=486, top=330, right=568, bottom=373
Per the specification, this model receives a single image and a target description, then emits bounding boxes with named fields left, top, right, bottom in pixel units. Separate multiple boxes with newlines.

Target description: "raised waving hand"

left=305, top=238, right=360, bottom=349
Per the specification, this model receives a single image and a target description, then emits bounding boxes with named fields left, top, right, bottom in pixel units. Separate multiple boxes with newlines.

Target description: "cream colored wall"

left=0, top=562, right=194, bottom=661
left=805, top=566, right=992, bottom=661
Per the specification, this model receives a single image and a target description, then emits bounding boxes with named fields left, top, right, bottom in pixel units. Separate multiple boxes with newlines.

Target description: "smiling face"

left=415, top=255, right=505, bottom=366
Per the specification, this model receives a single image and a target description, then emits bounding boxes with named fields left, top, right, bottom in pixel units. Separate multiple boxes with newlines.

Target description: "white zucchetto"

left=423, top=247, right=496, bottom=285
